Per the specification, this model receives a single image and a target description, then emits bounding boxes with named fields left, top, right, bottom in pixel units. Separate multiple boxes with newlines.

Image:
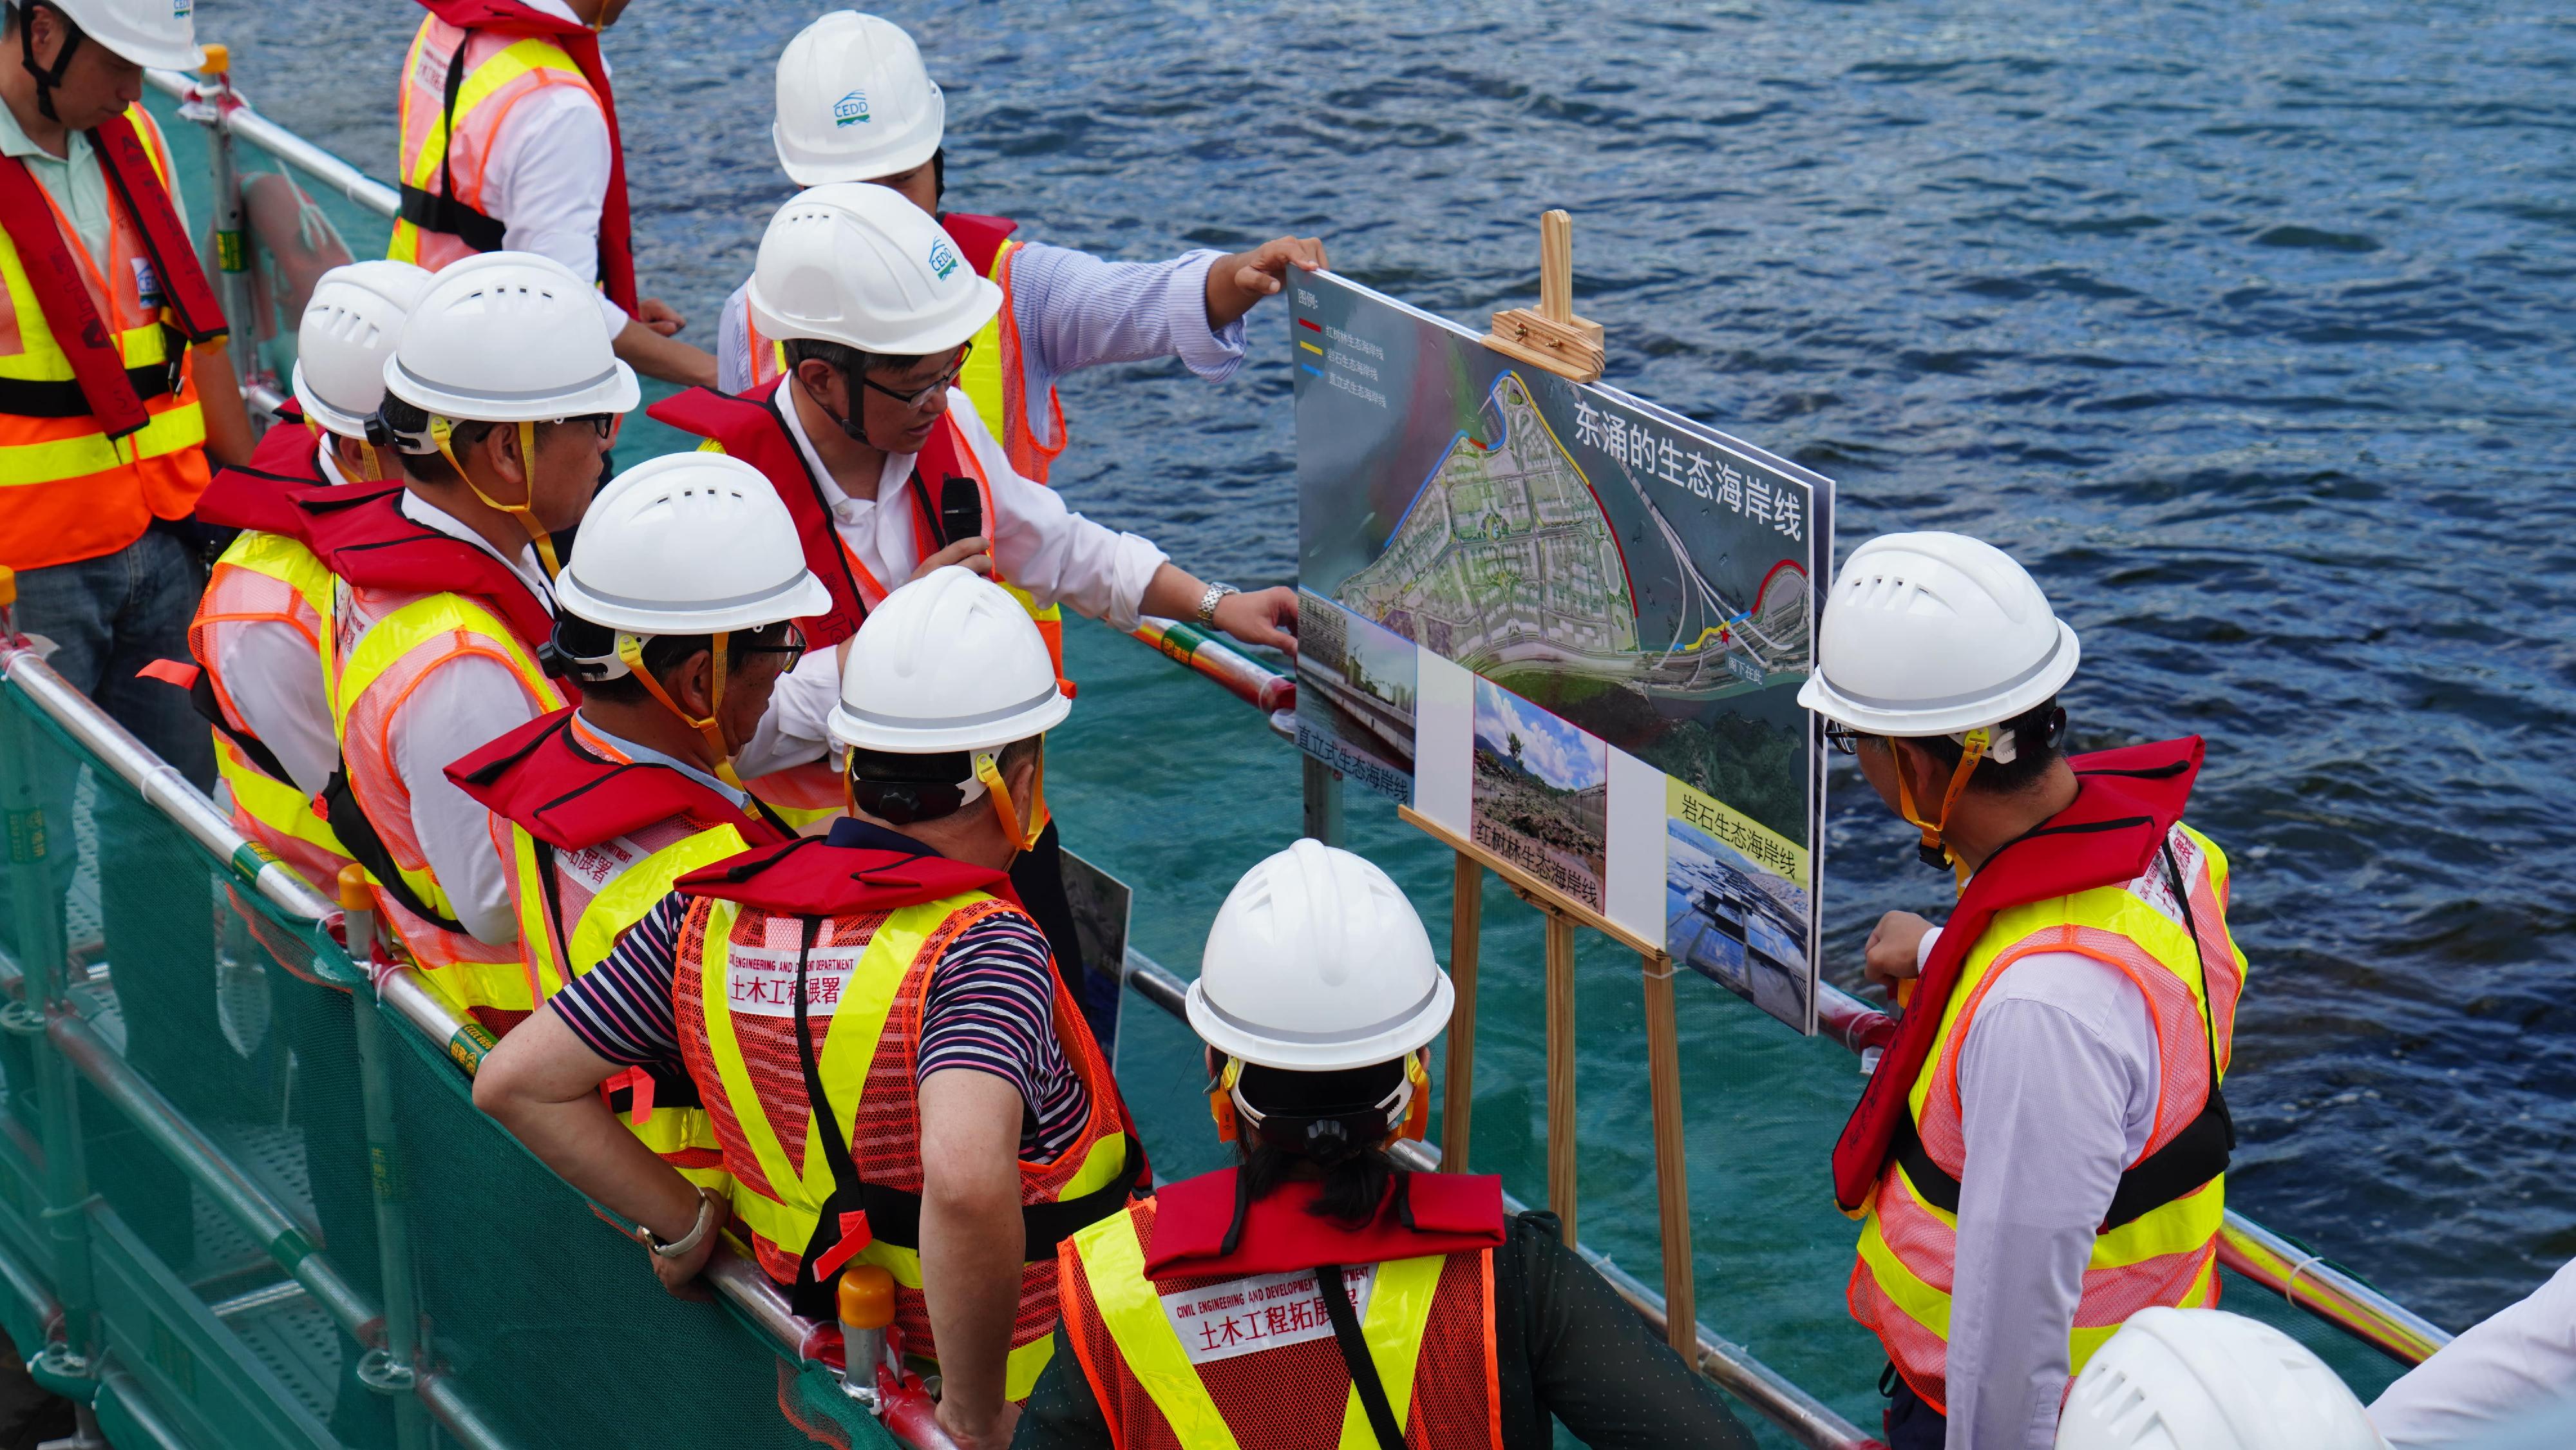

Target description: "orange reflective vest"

left=1057, top=1169, right=1507, bottom=1450
left=297, top=488, right=569, bottom=1033
left=740, top=211, right=1066, bottom=482
left=0, top=106, right=223, bottom=571
left=1844, top=742, right=2247, bottom=1413
left=183, top=413, right=364, bottom=895
left=670, top=837, right=1143, bottom=1401
left=390, top=1, right=639, bottom=313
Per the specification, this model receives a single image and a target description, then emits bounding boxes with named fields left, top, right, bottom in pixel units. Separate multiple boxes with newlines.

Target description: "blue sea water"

left=184, top=0, right=2576, bottom=1440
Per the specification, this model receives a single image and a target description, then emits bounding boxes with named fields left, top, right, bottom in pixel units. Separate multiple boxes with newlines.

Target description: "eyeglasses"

left=860, top=340, right=972, bottom=412
left=735, top=622, right=808, bottom=659
left=1824, top=723, right=1863, bottom=756
left=551, top=414, right=620, bottom=440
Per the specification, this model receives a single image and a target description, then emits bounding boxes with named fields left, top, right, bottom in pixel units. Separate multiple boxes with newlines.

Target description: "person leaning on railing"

left=656, top=182, right=1300, bottom=1056
left=1808, top=532, right=2248, bottom=1450
left=388, top=0, right=714, bottom=389
left=1016, top=839, right=1757, bottom=1450
left=0, top=0, right=254, bottom=790
left=446, top=452, right=826, bottom=1199
left=475, top=568, right=1142, bottom=1450
left=290, top=251, right=638, bottom=1032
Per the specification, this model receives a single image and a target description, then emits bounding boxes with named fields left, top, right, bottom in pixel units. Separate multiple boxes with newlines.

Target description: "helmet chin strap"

left=17, top=2, right=80, bottom=126
left=1893, top=727, right=1991, bottom=888
left=431, top=415, right=562, bottom=578
left=974, top=744, right=1049, bottom=854
left=615, top=632, right=745, bottom=788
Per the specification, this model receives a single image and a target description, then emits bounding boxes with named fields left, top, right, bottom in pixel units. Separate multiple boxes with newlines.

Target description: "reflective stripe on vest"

left=0, top=106, right=207, bottom=569
left=327, top=585, right=563, bottom=1007
left=390, top=17, right=594, bottom=272
left=683, top=890, right=1132, bottom=1400
left=193, top=529, right=354, bottom=893
left=1852, top=823, right=2246, bottom=1413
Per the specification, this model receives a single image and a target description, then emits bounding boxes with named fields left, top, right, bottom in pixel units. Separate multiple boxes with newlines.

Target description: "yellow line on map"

left=1300, top=341, right=1325, bottom=355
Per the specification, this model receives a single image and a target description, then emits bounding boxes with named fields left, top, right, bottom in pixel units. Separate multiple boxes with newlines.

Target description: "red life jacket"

left=645, top=379, right=995, bottom=651
left=0, top=110, right=225, bottom=438
left=1146, top=1169, right=1507, bottom=1279
left=940, top=210, right=1016, bottom=276
left=407, top=0, right=639, bottom=316
left=446, top=707, right=792, bottom=856
left=1057, top=1170, right=1508, bottom=1450
left=1832, top=737, right=2206, bottom=1214
left=297, top=486, right=560, bottom=655
left=194, top=403, right=347, bottom=526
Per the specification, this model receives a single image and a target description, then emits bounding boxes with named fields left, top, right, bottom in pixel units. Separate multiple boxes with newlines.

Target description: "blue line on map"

left=1300, top=363, right=1323, bottom=377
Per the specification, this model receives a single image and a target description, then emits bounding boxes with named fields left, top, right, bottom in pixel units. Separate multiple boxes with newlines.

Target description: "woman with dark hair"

left=1016, top=839, right=1756, bottom=1449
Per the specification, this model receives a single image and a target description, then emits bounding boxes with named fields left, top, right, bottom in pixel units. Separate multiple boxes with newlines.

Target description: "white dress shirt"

left=1904, top=926, right=2167, bottom=1450
left=2371, top=1258, right=2576, bottom=1447
left=475, top=0, right=626, bottom=330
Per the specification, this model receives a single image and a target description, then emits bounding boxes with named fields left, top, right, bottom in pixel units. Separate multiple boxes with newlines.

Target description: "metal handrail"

left=0, top=646, right=338, bottom=928
left=144, top=68, right=399, bottom=220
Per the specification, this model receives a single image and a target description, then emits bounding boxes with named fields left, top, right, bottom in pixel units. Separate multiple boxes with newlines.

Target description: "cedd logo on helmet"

left=926, top=239, right=959, bottom=281
left=832, top=90, right=868, bottom=126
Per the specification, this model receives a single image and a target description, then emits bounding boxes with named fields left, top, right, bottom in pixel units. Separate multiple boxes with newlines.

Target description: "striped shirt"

left=549, top=826, right=1092, bottom=1159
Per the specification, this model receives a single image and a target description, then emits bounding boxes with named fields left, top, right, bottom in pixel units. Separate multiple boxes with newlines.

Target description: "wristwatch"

left=645, top=1186, right=722, bottom=1260
left=1195, top=582, right=1240, bottom=628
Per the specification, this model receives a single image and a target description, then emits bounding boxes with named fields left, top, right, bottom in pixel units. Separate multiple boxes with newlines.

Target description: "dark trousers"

left=1882, top=1366, right=1946, bottom=1450
left=1007, top=821, right=1119, bottom=1054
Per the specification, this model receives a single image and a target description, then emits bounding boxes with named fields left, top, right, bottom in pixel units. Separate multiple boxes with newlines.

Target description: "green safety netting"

left=0, top=674, right=894, bottom=1449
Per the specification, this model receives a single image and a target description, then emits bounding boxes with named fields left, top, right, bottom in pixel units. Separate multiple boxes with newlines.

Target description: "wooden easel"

left=1414, top=211, right=1695, bottom=1353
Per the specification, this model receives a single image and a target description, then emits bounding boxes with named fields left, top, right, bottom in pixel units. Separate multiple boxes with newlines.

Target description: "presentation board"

left=1291, top=270, right=1833, bottom=1033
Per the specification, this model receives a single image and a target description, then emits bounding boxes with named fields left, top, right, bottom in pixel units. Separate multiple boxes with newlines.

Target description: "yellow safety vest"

left=389, top=21, right=592, bottom=271
left=692, top=889, right=1135, bottom=1400
left=204, top=529, right=353, bottom=882
left=1853, top=825, right=2242, bottom=1407
left=1066, top=1207, right=1449, bottom=1449
left=0, top=105, right=207, bottom=570
left=326, top=589, right=565, bottom=1015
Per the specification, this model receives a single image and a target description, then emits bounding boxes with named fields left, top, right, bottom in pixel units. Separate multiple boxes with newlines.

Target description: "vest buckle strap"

left=808, top=1207, right=872, bottom=1281
left=397, top=182, right=507, bottom=254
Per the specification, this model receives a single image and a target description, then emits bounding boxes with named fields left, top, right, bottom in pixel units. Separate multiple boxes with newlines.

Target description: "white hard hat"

left=290, top=261, right=432, bottom=439
left=1795, top=531, right=2079, bottom=739
left=381, top=252, right=641, bottom=424
left=829, top=566, right=1068, bottom=754
left=1188, top=839, right=1453, bottom=1073
left=34, top=0, right=202, bottom=72
left=553, top=454, right=832, bottom=636
left=744, top=184, right=998, bottom=358
left=2056, top=1308, right=2387, bottom=1450
left=772, top=11, right=944, bottom=187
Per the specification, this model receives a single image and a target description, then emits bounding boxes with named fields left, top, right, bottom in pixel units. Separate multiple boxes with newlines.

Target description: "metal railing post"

left=1301, top=754, right=1345, bottom=846
left=185, top=47, right=263, bottom=380
left=337, top=870, right=431, bottom=1450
